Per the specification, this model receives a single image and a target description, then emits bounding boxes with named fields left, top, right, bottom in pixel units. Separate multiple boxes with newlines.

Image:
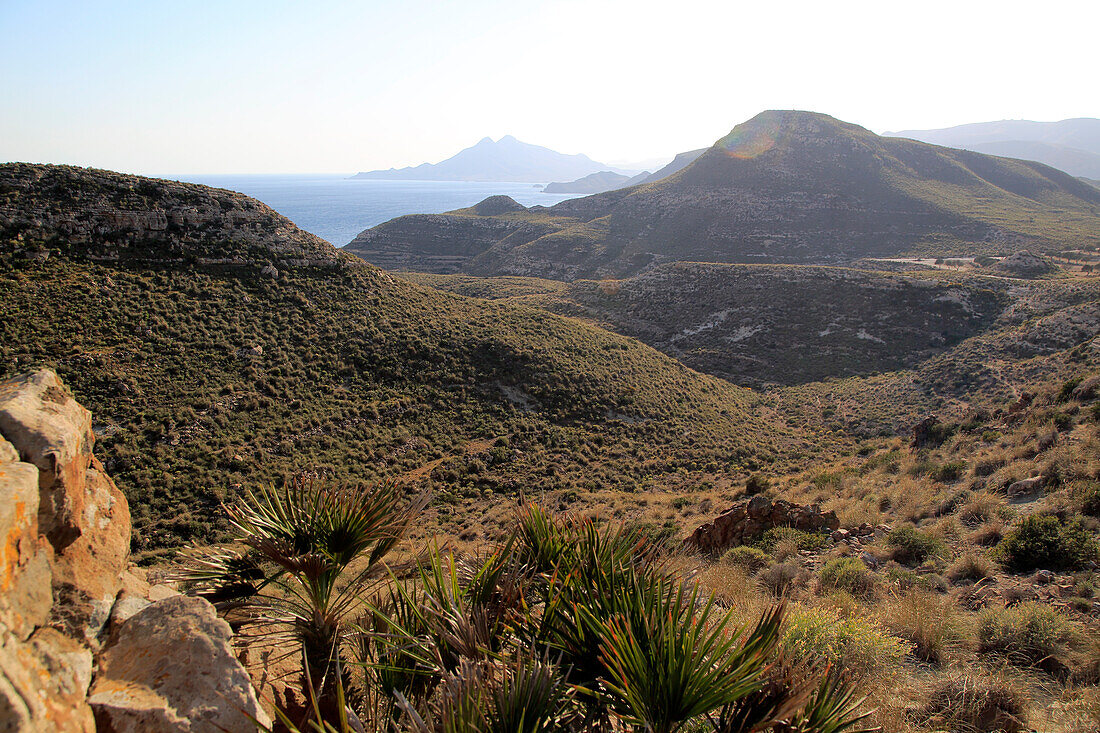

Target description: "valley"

left=3, top=111, right=1100, bottom=731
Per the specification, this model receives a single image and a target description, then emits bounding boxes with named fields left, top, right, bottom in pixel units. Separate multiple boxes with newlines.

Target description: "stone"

left=1035, top=569, right=1055, bottom=585
left=685, top=497, right=839, bottom=554
left=0, top=371, right=130, bottom=646
left=831, top=528, right=850, bottom=542
left=260, top=264, right=279, bottom=279
left=859, top=551, right=880, bottom=570
left=0, top=442, right=53, bottom=639
left=0, top=625, right=96, bottom=732
left=89, top=595, right=270, bottom=732
left=911, top=415, right=942, bottom=448
left=1007, top=476, right=1044, bottom=500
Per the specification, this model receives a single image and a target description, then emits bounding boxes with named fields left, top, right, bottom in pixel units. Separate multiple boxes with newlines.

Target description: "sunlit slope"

left=348, top=111, right=1100, bottom=280
left=0, top=164, right=799, bottom=554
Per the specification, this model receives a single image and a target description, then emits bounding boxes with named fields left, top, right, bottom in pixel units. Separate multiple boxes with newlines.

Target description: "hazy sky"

left=2, top=0, right=1097, bottom=174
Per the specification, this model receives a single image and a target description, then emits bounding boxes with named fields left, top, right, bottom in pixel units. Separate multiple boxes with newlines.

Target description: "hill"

left=543, top=170, right=649, bottom=194
left=406, top=265, right=1011, bottom=386
left=350, top=135, right=633, bottom=182
left=347, top=111, right=1100, bottom=280
left=0, top=163, right=800, bottom=557
left=888, top=118, right=1100, bottom=179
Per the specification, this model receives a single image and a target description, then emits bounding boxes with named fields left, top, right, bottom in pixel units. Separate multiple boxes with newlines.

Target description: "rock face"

left=88, top=595, right=270, bottom=732
left=0, top=370, right=130, bottom=645
left=0, top=163, right=344, bottom=269
left=519, top=262, right=1006, bottom=386
left=684, top=495, right=840, bottom=554
left=0, top=369, right=264, bottom=732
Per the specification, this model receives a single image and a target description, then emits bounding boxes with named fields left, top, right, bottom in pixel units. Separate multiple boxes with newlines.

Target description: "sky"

left=1, top=0, right=1097, bottom=174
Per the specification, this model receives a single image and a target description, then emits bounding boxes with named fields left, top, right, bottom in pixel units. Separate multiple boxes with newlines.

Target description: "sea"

left=171, top=174, right=583, bottom=248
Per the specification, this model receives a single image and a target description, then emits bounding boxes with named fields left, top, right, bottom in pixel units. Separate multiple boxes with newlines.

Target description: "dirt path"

left=397, top=437, right=503, bottom=484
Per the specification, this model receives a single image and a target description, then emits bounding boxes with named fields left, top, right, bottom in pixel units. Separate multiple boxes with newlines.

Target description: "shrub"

left=883, top=589, right=971, bottom=665
left=977, top=602, right=1078, bottom=670
left=722, top=546, right=771, bottom=573
left=932, top=461, right=967, bottom=482
left=997, top=515, right=1099, bottom=571
left=947, top=551, right=997, bottom=583
left=886, top=525, right=946, bottom=565
left=917, top=672, right=1029, bottom=733
left=744, top=472, right=770, bottom=496
left=1077, top=482, right=1100, bottom=517
left=782, top=605, right=911, bottom=681
left=754, top=526, right=831, bottom=554
left=818, top=558, right=876, bottom=597
left=757, top=561, right=803, bottom=596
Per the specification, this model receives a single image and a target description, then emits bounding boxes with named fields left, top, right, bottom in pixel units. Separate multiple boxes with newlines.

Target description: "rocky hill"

left=346, top=111, right=1100, bottom=280
left=0, top=163, right=798, bottom=556
left=543, top=170, right=648, bottom=194
left=0, top=163, right=343, bottom=266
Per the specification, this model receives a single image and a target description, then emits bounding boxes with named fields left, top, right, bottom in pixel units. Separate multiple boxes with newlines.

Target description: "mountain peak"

left=352, top=135, right=627, bottom=182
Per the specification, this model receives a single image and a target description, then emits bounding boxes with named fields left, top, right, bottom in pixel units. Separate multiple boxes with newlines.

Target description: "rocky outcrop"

left=0, top=369, right=264, bottom=732
left=684, top=495, right=839, bottom=555
left=995, top=250, right=1055, bottom=277
left=0, top=370, right=130, bottom=645
left=88, top=595, right=270, bottom=732
left=0, top=163, right=345, bottom=270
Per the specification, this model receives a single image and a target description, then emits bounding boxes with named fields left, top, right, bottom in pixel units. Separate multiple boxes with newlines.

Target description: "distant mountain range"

left=543, top=149, right=708, bottom=194
left=351, top=135, right=636, bottom=183
left=345, top=110, right=1100, bottom=280
left=887, top=118, right=1100, bottom=179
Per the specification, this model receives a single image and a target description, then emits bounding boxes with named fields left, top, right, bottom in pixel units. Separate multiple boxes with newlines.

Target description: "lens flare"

left=719, top=124, right=778, bottom=159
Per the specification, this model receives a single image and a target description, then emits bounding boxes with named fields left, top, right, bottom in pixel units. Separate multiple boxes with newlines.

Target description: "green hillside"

left=0, top=164, right=802, bottom=557
left=347, top=111, right=1100, bottom=280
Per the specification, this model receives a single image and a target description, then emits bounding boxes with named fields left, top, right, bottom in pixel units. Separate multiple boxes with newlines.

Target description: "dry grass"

left=881, top=589, right=972, bottom=665
left=914, top=670, right=1030, bottom=733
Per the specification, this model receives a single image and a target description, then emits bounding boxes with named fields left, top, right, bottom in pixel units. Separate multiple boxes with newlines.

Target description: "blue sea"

left=171, top=175, right=583, bottom=247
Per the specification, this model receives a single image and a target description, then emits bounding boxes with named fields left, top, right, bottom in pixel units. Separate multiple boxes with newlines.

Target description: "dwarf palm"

left=181, top=475, right=425, bottom=705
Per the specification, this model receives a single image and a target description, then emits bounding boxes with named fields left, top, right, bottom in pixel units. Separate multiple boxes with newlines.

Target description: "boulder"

left=0, top=437, right=53, bottom=639
left=1007, top=476, right=1044, bottom=500
left=0, top=625, right=96, bottom=732
left=684, top=497, right=839, bottom=554
left=89, top=595, right=270, bottom=732
left=0, top=370, right=130, bottom=645
left=260, top=264, right=279, bottom=279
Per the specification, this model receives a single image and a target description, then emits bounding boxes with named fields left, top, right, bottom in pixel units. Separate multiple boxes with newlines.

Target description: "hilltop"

left=543, top=170, right=650, bottom=194
left=0, top=163, right=800, bottom=557
left=346, top=111, right=1100, bottom=280
left=0, top=162, right=342, bottom=266
left=350, top=135, right=634, bottom=182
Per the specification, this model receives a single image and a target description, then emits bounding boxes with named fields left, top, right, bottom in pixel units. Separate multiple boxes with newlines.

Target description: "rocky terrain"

left=0, top=162, right=345, bottom=264
left=0, top=163, right=799, bottom=558
left=346, top=111, right=1100, bottom=280
left=0, top=370, right=266, bottom=731
left=410, top=264, right=1017, bottom=385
